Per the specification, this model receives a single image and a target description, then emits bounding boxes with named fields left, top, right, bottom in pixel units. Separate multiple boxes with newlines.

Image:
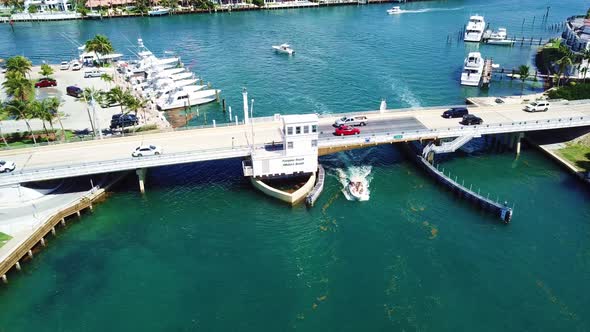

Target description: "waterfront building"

left=562, top=16, right=590, bottom=53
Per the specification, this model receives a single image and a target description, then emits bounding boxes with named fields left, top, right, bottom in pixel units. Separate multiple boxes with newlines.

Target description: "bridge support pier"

left=14, top=262, right=21, bottom=271
left=137, top=168, right=148, bottom=194
left=514, top=132, right=524, bottom=155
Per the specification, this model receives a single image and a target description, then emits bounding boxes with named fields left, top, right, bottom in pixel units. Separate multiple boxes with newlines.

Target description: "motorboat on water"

left=464, top=15, right=486, bottom=42
left=170, top=72, right=195, bottom=81
left=155, top=85, right=207, bottom=101
left=348, top=179, right=366, bottom=200
left=387, top=6, right=402, bottom=14
left=85, top=11, right=102, bottom=19
left=272, top=43, right=295, bottom=55
left=460, top=52, right=484, bottom=86
left=484, top=28, right=515, bottom=45
left=148, top=6, right=170, bottom=16
left=156, top=89, right=220, bottom=111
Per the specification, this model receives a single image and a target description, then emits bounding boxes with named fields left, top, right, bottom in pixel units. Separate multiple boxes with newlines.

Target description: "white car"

left=132, top=145, right=162, bottom=157
left=71, top=62, right=82, bottom=71
left=0, top=160, right=16, bottom=173
left=84, top=69, right=103, bottom=78
left=524, top=101, right=550, bottom=112
left=59, top=61, right=70, bottom=70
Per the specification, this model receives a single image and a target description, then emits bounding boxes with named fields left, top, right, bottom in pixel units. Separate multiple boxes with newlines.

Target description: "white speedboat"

left=170, top=72, right=194, bottom=81
left=156, top=85, right=206, bottom=101
left=460, top=52, right=484, bottom=87
left=348, top=179, right=366, bottom=200
left=464, top=15, right=486, bottom=42
left=148, top=6, right=170, bottom=16
left=85, top=11, right=102, bottom=19
left=387, top=6, right=402, bottom=14
left=485, top=28, right=515, bottom=45
left=272, top=43, right=295, bottom=55
left=156, top=89, right=220, bottom=111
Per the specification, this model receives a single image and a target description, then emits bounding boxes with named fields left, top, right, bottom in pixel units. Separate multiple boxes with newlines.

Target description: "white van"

left=84, top=69, right=104, bottom=78
left=524, top=101, right=550, bottom=112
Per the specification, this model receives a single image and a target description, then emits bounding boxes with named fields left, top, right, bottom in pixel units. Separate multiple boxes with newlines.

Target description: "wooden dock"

left=481, top=58, right=493, bottom=87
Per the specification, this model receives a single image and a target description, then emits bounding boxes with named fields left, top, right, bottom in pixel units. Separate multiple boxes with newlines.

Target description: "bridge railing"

left=0, top=144, right=255, bottom=186
left=318, top=114, right=590, bottom=147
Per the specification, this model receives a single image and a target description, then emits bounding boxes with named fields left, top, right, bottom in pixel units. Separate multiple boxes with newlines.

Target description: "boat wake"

left=336, top=166, right=373, bottom=201
left=402, top=6, right=464, bottom=14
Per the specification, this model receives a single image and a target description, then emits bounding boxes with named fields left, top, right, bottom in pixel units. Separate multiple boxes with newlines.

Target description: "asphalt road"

left=318, top=116, right=427, bottom=138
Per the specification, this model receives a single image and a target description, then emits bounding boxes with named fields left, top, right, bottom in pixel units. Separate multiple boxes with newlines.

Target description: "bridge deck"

left=0, top=100, right=589, bottom=186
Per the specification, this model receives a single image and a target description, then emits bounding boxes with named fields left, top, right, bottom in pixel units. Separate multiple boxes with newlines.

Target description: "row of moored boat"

left=117, top=38, right=220, bottom=112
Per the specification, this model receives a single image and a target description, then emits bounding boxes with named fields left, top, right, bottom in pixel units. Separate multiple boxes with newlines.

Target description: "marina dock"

left=481, top=58, right=493, bottom=87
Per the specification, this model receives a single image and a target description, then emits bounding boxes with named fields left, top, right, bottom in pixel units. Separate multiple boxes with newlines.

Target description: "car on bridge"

left=334, top=125, right=360, bottom=136
left=524, top=101, right=550, bottom=112
left=34, top=78, right=57, bottom=88
left=0, top=160, right=16, bottom=173
left=333, top=115, right=368, bottom=127
left=442, top=107, right=468, bottom=118
left=460, top=114, right=483, bottom=126
left=132, top=145, right=162, bottom=157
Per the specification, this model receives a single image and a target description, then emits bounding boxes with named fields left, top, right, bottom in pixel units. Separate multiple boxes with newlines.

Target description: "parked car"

left=442, top=107, right=468, bottom=118
left=334, top=125, right=360, bottom=136
left=59, top=61, right=70, bottom=70
left=0, top=65, right=6, bottom=74
left=71, top=62, right=82, bottom=71
left=132, top=145, right=162, bottom=157
left=110, top=114, right=138, bottom=129
left=84, top=69, right=104, bottom=78
left=34, top=78, right=57, bottom=88
left=333, top=115, right=368, bottom=127
left=66, top=86, right=83, bottom=98
left=0, top=160, right=16, bottom=173
left=524, top=101, right=550, bottom=112
left=460, top=114, right=483, bottom=126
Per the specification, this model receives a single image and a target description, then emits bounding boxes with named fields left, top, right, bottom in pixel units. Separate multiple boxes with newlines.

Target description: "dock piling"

left=1, top=275, right=7, bottom=284
left=27, top=250, right=33, bottom=259
left=15, top=262, right=21, bottom=271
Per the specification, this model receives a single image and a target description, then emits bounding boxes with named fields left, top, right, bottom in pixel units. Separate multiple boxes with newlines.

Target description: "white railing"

left=318, top=114, right=590, bottom=148
left=0, top=146, right=252, bottom=187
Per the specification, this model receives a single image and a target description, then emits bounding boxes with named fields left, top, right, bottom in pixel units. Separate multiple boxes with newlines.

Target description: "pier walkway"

left=0, top=100, right=589, bottom=187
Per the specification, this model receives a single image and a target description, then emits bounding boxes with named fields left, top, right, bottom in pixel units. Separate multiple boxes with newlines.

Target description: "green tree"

left=85, top=35, right=115, bottom=64
left=27, top=4, right=38, bottom=13
left=107, top=86, right=132, bottom=114
left=5, top=55, right=32, bottom=78
left=581, top=67, right=589, bottom=84
left=517, top=65, right=530, bottom=95
left=29, top=99, right=54, bottom=142
left=82, top=88, right=102, bottom=136
left=0, top=101, right=9, bottom=148
left=556, top=55, right=573, bottom=87
left=100, top=73, right=113, bottom=87
left=2, top=71, right=34, bottom=102
left=39, top=63, right=54, bottom=79
left=46, top=97, right=66, bottom=141
left=4, top=100, right=37, bottom=145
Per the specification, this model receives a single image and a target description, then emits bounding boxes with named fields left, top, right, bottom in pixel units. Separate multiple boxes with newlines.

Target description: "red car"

left=334, top=125, right=360, bottom=136
left=34, top=78, right=57, bottom=88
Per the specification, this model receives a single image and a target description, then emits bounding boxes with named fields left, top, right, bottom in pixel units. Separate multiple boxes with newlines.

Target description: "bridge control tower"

left=242, top=114, right=320, bottom=204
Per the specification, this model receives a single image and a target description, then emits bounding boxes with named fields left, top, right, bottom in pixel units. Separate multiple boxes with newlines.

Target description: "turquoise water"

left=2, top=1, right=590, bottom=331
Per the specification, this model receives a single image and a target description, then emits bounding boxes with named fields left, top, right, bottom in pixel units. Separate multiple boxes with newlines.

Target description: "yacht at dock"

left=148, top=6, right=170, bottom=16
left=484, top=28, right=516, bottom=45
left=464, top=15, right=486, bottom=42
left=460, top=52, right=484, bottom=87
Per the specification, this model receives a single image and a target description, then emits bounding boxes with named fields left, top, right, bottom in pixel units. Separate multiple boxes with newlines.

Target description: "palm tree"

left=517, top=65, right=530, bottom=95
left=107, top=86, right=131, bottom=114
left=39, top=63, right=54, bottom=79
left=556, top=55, right=573, bottom=87
left=46, top=97, right=66, bottom=141
left=4, top=100, right=37, bottom=145
left=82, top=88, right=101, bottom=136
left=5, top=55, right=32, bottom=78
left=29, top=100, right=51, bottom=141
left=581, top=66, right=589, bottom=84
left=0, top=101, right=9, bottom=148
left=85, top=34, right=115, bottom=65
left=100, top=73, right=113, bottom=87
left=2, top=71, right=34, bottom=102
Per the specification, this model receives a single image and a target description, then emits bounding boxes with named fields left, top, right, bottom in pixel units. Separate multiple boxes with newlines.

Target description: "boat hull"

left=156, top=90, right=219, bottom=111
left=148, top=10, right=170, bottom=16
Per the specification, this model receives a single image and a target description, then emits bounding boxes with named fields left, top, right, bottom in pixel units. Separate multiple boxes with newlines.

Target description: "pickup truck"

left=333, top=115, right=368, bottom=127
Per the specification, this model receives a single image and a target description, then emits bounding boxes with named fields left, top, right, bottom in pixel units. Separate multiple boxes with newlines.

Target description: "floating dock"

left=306, top=165, right=326, bottom=207
left=481, top=58, right=493, bottom=87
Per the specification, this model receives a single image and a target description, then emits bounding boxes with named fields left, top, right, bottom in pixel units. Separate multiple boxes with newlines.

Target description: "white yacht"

left=156, top=89, right=220, bottom=111
left=460, top=52, right=484, bottom=86
left=148, top=6, right=170, bottom=16
left=464, top=15, right=486, bottom=42
left=155, top=85, right=207, bottom=101
left=170, top=72, right=195, bottom=81
left=387, top=6, right=402, bottom=14
left=86, top=11, right=102, bottom=19
left=272, top=44, right=295, bottom=55
left=485, top=28, right=515, bottom=45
